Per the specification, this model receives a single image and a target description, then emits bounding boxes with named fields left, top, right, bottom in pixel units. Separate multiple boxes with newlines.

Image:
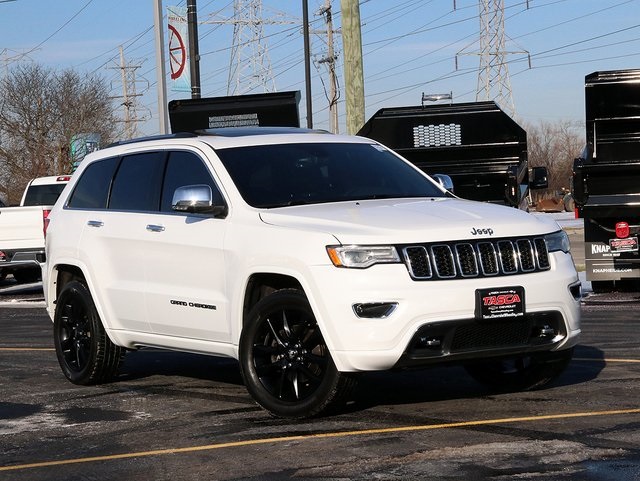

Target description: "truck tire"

left=563, top=193, right=575, bottom=213
left=591, top=281, right=615, bottom=293
left=464, top=348, right=573, bottom=393
left=53, top=280, right=125, bottom=385
left=13, top=268, right=41, bottom=284
left=239, top=289, right=356, bottom=418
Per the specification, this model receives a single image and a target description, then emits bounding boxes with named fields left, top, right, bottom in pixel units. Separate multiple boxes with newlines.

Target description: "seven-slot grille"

left=402, top=237, right=550, bottom=280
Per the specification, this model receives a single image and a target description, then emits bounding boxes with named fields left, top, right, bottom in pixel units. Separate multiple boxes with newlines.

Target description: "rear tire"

left=592, top=280, right=615, bottom=293
left=465, top=348, right=573, bottom=393
left=13, top=268, right=41, bottom=284
left=239, top=289, right=356, bottom=418
left=53, top=280, right=124, bottom=385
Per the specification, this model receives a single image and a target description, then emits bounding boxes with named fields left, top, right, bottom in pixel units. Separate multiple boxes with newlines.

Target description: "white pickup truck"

left=0, top=175, right=70, bottom=283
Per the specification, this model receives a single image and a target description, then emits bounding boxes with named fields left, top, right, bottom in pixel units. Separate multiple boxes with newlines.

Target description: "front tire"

left=465, top=348, right=573, bottom=393
left=239, top=289, right=356, bottom=418
left=53, top=280, right=124, bottom=385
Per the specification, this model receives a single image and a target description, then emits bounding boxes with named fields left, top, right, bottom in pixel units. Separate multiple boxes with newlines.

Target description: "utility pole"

left=339, top=0, right=364, bottom=134
left=153, top=0, right=169, bottom=134
left=316, top=0, right=339, bottom=133
left=303, top=0, right=313, bottom=128
left=187, top=0, right=201, bottom=99
left=110, top=47, right=146, bottom=139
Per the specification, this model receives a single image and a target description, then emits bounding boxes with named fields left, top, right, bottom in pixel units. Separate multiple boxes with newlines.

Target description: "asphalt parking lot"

left=1, top=215, right=639, bottom=480
left=1, top=302, right=639, bottom=480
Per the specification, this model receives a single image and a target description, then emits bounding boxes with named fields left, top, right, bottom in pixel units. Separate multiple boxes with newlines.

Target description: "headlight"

left=545, top=230, right=571, bottom=253
left=326, top=245, right=401, bottom=268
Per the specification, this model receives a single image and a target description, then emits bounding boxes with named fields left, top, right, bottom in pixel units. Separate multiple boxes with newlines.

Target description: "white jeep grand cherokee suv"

left=44, top=128, right=581, bottom=418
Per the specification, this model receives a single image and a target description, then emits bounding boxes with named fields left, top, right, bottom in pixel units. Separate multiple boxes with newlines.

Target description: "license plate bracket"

left=609, top=236, right=639, bottom=253
left=475, top=286, right=525, bottom=321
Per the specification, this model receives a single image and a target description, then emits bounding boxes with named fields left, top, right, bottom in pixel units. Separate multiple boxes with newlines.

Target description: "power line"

left=9, top=0, right=95, bottom=64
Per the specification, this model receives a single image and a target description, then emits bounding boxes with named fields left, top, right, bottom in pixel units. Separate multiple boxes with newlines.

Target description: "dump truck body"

left=572, top=69, right=640, bottom=291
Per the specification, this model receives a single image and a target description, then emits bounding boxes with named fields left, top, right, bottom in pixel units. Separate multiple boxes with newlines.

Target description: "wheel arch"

left=242, top=273, right=304, bottom=328
left=239, top=271, right=343, bottom=365
left=49, top=263, right=121, bottom=346
left=53, top=264, right=87, bottom=299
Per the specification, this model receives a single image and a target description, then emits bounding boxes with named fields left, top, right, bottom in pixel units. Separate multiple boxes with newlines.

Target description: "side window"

left=160, top=151, right=225, bottom=213
left=67, top=157, right=119, bottom=209
left=109, top=152, right=165, bottom=212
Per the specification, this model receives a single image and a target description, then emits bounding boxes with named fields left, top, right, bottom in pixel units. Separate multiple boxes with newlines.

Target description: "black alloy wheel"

left=53, top=280, right=124, bottom=385
left=240, top=289, right=355, bottom=418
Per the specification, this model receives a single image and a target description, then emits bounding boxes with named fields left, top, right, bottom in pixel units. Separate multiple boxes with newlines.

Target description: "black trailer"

left=572, top=69, right=640, bottom=292
left=357, top=101, right=547, bottom=210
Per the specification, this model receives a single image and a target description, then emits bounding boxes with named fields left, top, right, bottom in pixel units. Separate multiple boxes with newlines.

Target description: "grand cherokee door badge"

left=170, top=299, right=216, bottom=310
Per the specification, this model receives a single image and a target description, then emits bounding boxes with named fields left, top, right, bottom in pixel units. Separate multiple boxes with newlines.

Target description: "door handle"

left=87, top=220, right=104, bottom=228
left=146, top=224, right=165, bottom=232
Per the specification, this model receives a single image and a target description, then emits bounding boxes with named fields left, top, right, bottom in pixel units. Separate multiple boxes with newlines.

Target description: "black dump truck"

left=357, top=101, right=548, bottom=210
left=572, top=69, right=640, bottom=292
left=168, top=90, right=301, bottom=131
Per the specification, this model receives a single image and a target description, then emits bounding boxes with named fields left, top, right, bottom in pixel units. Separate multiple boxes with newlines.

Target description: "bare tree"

left=526, top=120, right=584, bottom=204
left=0, top=63, right=120, bottom=204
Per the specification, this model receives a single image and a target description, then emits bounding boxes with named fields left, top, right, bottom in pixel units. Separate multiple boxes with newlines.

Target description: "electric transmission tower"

left=457, top=0, right=529, bottom=117
left=208, top=1, right=294, bottom=96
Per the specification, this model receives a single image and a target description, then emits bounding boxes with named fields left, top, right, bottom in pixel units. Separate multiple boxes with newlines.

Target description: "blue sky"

left=2, top=0, right=640, bottom=135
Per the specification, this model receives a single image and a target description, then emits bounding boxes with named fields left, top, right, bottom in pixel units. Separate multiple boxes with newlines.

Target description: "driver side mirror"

left=571, top=158, right=587, bottom=205
left=432, top=174, right=454, bottom=194
left=172, top=184, right=227, bottom=217
left=530, top=166, right=548, bottom=190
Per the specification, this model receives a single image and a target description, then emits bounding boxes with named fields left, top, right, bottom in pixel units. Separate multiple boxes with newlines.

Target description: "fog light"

left=538, top=325, right=556, bottom=338
left=418, top=336, right=442, bottom=348
left=352, top=302, right=398, bottom=319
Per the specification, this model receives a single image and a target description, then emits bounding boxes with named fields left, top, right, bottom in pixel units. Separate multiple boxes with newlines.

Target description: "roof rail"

left=107, top=132, right=198, bottom=148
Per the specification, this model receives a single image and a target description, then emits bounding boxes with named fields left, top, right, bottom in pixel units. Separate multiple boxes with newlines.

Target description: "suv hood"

left=259, top=198, right=559, bottom=244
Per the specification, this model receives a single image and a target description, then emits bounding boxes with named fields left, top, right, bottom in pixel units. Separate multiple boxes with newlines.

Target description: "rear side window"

left=109, top=152, right=165, bottom=212
left=67, top=157, right=119, bottom=209
left=160, top=151, right=225, bottom=213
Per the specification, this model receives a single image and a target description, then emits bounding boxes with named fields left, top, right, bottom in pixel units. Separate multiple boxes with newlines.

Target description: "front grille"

left=402, top=236, right=550, bottom=280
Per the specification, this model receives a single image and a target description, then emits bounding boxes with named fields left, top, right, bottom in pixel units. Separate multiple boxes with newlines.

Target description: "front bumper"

left=307, top=252, right=581, bottom=372
left=395, top=310, right=569, bottom=368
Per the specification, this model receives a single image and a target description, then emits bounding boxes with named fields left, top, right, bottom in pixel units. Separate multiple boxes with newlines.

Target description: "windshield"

left=216, top=142, right=446, bottom=208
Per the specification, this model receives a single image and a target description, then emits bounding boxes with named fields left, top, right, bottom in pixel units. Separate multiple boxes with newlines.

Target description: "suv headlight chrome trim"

left=327, top=245, right=401, bottom=268
left=544, top=230, right=571, bottom=253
